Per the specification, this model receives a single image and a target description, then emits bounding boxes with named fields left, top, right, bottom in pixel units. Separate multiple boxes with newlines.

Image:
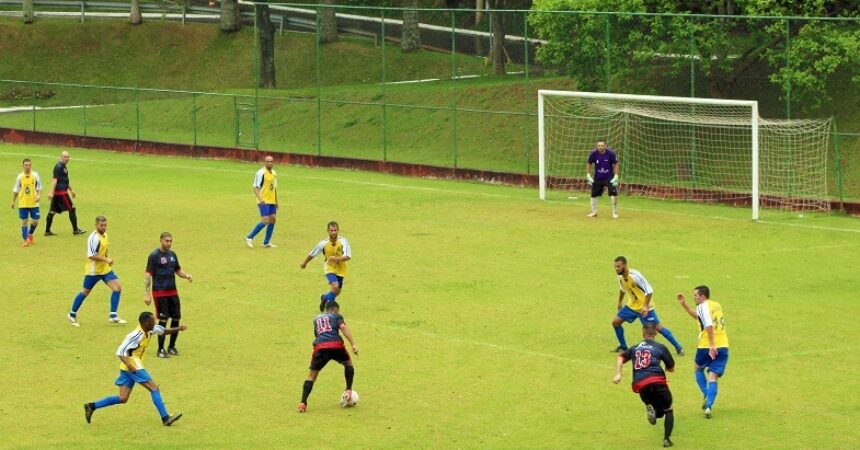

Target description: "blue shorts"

left=114, top=369, right=153, bottom=388
left=18, top=207, right=40, bottom=220
left=325, top=273, right=344, bottom=289
left=82, top=271, right=119, bottom=290
left=695, top=348, right=729, bottom=376
left=616, top=305, right=661, bottom=325
left=258, top=203, right=277, bottom=217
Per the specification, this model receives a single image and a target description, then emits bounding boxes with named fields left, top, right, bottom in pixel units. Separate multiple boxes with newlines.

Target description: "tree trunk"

left=23, top=0, right=34, bottom=23
left=130, top=0, right=142, bottom=25
left=319, top=0, right=338, bottom=44
left=257, top=5, right=276, bottom=89
left=221, top=0, right=242, bottom=33
left=401, top=0, right=420, bottom=52
left=489, top=0, right=506, bottom=76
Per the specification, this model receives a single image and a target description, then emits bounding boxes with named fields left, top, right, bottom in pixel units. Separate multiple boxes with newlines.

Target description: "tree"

left=488, top=0, right=507, bottom=75
left=319, top=0, right=338, bottom=43
left=257, top=4, right=276, bottom=89
left=221, top=0, right=242, bottom=32
left=23, top=0, right=34, bottom=24
left=401, top=0, right=421, bottom=52
left=130, top=0, right=142, bottom=25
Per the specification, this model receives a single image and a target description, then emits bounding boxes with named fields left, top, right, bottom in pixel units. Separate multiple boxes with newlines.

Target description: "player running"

left=298, top=301, right=358, bottom=413
left=613, top=324, right=676, bottom=448
left=677, top=285, right=729, bottom=419
left=83, top=311, right=185, bottom=426
left=67, top=216, right=126, bottom=326
left=11, top=158, right=42, bottom=247
left=300, top=221, right=351, bottom=312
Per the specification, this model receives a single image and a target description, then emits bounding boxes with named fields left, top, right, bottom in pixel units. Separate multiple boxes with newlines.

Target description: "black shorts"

left=309, top=347, right=350, bottom=371
left=49, top=193, right=74, bottom=213
left=591, top=179, right=618, bottom=197
left=638, top=383, right=673, bottom=416
left=154, top=295, right=181, bottom=320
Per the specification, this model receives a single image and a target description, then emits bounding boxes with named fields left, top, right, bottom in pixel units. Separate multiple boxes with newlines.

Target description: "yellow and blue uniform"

left=254, top=167, right=278, bottom=216
left=694, top=299, right=729, bottom=375
left=83, top=231, right=118, bottom=288
left=617, top=269, right=661, bottom=324
left=309, top=236, right=351, bottom=283
left=13, top=171, right=41, bottom=217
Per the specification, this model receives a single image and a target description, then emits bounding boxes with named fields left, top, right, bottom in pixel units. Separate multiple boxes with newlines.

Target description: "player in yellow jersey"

left=300, top=221, right=352, bottom=312
left=612, top=256, right=684, bottom=356
left=11, top=158, right=42, bottom=247
left=245, top=156, right=279, bottom=248
left=67, top=216, right=126, bottom=326
left=677, top=285, right=729, bottom=419
left=83, top=311, right=186, bottom=426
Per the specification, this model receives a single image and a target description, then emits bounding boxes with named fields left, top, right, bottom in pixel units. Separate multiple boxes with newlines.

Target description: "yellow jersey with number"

left=696, top=300, right=729, bottom=348
left=13, top=172, right=41, bottom=208
left=254, top=167, right=278, bottom=205
left=85, top=231, right=111, bottom=276
left=309, top=237, right=352, bottom=277
left=618, top=269, right=654, bottom=311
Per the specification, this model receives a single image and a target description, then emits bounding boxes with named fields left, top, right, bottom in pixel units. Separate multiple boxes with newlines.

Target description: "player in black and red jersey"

left=613, top=323, right=676, bottom=448
left=144, top=232, right=193, bottom=359
left=298, top=301, right=358, bottom=413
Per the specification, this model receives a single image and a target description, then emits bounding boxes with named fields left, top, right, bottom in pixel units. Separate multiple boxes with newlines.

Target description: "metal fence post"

left=604, top=14, right=611, bottom=92
left=80, top=1, right=85, bottom=23
left=380, top=8, right=388, bottom=162
left=451, top=10, right=458, bottom=169
left=82, top=87, right=87, bottom=137
left=689, top=17, right=696, bottom=97
left=315, top=6, right=322, bottom=156
left=785, top=18, right=792, bottom=119
left=135, top=87, right=140, bottom=141
left=833, top=124, right=844, bottom=212
left=31, top=88, right=36, bottom=132
left=524, top=11, right=530, bottom=174
left=192, top=92, right=197, bottom=147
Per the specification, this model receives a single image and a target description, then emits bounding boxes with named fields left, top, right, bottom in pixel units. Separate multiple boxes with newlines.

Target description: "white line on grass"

left=3, top=148, right=859, bottom=234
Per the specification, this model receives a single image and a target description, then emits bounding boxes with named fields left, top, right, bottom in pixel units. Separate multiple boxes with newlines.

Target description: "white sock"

left=590, top=198, right=598, bottom=214
left=611, top=196, right=618, bottom=214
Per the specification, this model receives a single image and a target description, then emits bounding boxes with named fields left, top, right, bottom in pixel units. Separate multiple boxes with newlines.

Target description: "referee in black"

left=45, top=151, right=86, bottom=236
left=144, top=232, right=193, bottom=358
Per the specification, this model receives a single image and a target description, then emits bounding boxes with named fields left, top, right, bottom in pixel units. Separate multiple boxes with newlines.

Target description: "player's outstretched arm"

left=163, top=325, right=188, bottom=335
left=299, top=254, right=314, bottom=269
left=676, top=294, right=698, bottom=319
left=341, top=324, right=359, bottom=355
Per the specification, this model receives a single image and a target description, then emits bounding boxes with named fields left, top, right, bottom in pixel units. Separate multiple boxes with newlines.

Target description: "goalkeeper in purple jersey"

left=586, top=140, right=620, bottom=218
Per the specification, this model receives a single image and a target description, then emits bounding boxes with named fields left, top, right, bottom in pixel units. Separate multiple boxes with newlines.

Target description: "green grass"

left=1, top=143, right=859, bottom=449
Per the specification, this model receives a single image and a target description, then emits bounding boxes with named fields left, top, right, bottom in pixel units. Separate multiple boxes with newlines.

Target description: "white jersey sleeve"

left=87, top=232, right=100, bottom=257
left=12, top=174, right=21, bottom=193
left=34, top=172, right=41, bottom=192
left=340, top=237, right=352, bottom=258
left=308, top=239, right=326, bottom=257
left=253, top=168, right=265, bottom=189
left=116, top=329, right=144, bottom=357
left=629, top=270, right=654, bottom=295
left=696, top=301, right=713, bottom=328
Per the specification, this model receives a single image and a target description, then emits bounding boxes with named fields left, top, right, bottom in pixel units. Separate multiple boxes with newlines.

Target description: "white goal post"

left=537, top=90, right=832, bottom=219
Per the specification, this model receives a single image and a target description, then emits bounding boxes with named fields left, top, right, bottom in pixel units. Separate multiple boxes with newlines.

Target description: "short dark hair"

left=695, top=285, right=710, bottom=298
left=22, top=158, right=31, bottom=164
left=327, top=221, right=339, bottom=229
left=597, top=139, right=606, bottom=144
left=614, top=256, right=627, bottom=264
left=642, top=323, right=657, bottom=337
left=95, top=215, right=107, bottom=223
left=325, top=301, right=340, bottom=311
left=139, top=311, right=154, bottom=324
left=160, top=232, right=172, bottom=240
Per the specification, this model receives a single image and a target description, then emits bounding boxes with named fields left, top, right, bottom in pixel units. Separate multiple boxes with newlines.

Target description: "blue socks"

left=263, top=223, right=275, bottom=245
left=28, top=223, right=36, bottom=235
left=93, top=396, right=121, bottom=409
left=706, top=381, right=719, bottom=408
left=613, top=325, right=627, bottom=349
left=21, top=225, right=28, bottom=241
left=151, top=390, right=169, bottom=419
left=695, top=369, right=708, bottom=395
left=659, top=327, right=683, bottom=352
left=248, top=222, right=265, bottom=240
left=70, top=292, right=87, bottom=316
left=110, top=291, right=121, bottom=316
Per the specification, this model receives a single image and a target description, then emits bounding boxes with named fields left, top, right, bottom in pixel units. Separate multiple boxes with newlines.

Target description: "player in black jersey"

left=298, top=301, right=358, bottom=413
left=144, top=232, right=193, bottom=358
left=613, top=323, right=676, bottom=447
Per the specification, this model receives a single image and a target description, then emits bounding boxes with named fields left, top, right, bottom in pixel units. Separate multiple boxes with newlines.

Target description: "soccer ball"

left=340, top=390, right=359, bottom=408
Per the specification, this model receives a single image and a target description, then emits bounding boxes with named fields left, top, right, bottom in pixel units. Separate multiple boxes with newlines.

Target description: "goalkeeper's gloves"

left=610, top=174, right=619, bottom=186
left=586, top=174, right=594, bottom=186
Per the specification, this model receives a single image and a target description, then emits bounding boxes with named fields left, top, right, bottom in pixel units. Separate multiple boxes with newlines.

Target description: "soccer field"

left=1, top=143, right=858, bottom=449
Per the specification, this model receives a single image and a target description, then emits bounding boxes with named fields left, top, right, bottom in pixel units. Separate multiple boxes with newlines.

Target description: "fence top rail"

left=538, top=90, right=759, bottom=107
left=0, top=79, right=255, bottom=98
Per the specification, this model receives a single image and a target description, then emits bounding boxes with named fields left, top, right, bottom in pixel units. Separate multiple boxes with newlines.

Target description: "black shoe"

left=157, top=349, right=169, bottom=359
left=319, top=295, right=326, bottom=312
left=646, top=404, right=657, bottom=425
left=162, top=413, right=182, bottom=426
left=167, top=347, right=179, bottom=356
left=677, top=348, right=685, bottom=357
left=44, top=231, right=57, bottom=236
left=611, top=345, right=627, bottom=353
left=84, top=403, right=95, bottom=423
left=73, top=229, right=87, bottom=235
left=663, top=438, right=673, bottom=447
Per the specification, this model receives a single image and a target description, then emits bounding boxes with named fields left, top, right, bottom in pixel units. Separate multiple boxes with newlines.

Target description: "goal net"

left=538, top=91, right=832, bottom=218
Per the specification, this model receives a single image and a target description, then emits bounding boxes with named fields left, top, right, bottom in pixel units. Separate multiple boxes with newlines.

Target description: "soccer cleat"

left=73, top=229, right=87, bottom=235
left=704, top=407, right=712, bottom=419
left=84, top=403, right=95, bottom=424
left=612, top=212, right=619, bottom=219
left=245, top=238, right=254, bottom=248
left=646, top=404, right=657, bottom=425
left=263, top=243, right=278, bottom=248
left=587, top=212, right=598, bottom=218
left=162, top=413, right=182, bottom=426
left=610, top=345, right=627, bottom=353
left=340, top=390, right=353, bottom=407
left=68, top=314, right=80, bottom=327
left=167, top=347, right=179, bottom=356
left=108, top=316, right=127, bottom=324
left=22, top=240, right=29, bottom=247
left=44, top=231, right=57, bottom=236
left=28, top=235, right=35, bottom=245
left=677, top=348, right=685, bottom=357
left=298, top=402, right=307, bottom=413
left=158, top=349, right=169, bottom=359
left=663, top=438, right=673, bottom=447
